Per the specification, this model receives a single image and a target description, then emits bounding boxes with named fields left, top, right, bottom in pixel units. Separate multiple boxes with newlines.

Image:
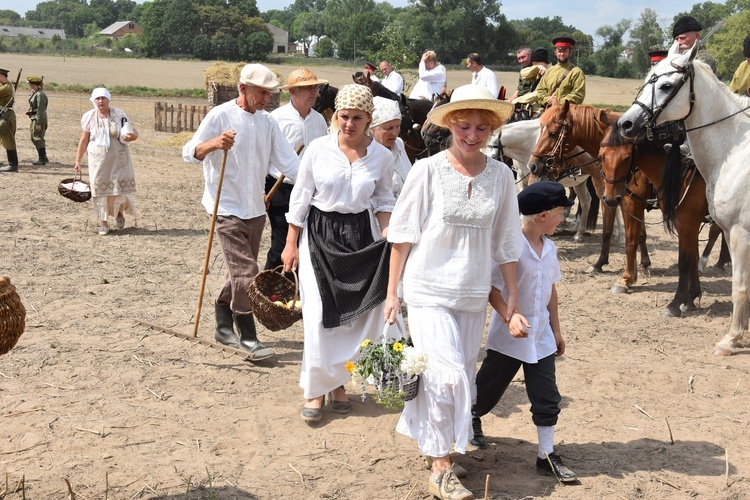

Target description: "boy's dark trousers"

left=473, top=350, right=561, bottom=427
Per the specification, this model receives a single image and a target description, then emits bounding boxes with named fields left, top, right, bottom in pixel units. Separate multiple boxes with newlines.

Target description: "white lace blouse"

left=388, top=152, right=523, bottom=312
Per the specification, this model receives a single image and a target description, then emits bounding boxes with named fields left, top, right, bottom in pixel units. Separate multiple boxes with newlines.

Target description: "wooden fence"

left=154, top=102, right=208, bottom=133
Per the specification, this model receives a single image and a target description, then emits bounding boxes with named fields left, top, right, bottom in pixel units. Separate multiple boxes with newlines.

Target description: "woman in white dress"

left=74, top=88, right=138, bottom=235
left=282, top=85, right=395, bottom=423
left=384, top=85, right=523, bottom=500
left=370, top=96, right=412, bottom=199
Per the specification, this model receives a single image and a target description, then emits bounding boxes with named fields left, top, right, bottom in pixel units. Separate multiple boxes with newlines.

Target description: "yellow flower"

left=361, top=339, right=371, bottom=347
left=345, top=361, right=355, bottom=373
left=393, top=342, right=404, bottom=352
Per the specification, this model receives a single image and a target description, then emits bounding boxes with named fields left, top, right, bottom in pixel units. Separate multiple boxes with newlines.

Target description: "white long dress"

left=287, top=133, right=395, bottom=399
left=387, top=152, right=523, bottom=456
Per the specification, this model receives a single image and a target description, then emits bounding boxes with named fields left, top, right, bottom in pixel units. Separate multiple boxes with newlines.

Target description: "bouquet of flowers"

left=347, top=331, right=428, bottom=409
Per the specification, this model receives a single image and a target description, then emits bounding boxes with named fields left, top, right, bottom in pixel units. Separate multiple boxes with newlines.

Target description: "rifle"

left=10, top=68, right=22, bottom=108
left=13, top=68, right=22, bottom=89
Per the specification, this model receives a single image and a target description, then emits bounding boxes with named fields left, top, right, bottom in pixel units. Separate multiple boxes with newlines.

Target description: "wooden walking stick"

left=264, top=144, right=304, bottom=209
left=192, top=149, right=229, bottom=338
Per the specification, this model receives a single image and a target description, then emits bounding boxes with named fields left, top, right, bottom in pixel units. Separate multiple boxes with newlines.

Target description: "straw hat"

left=280, top=67, right=328, bottom=89
left=427, top=85, right=513, bottom=128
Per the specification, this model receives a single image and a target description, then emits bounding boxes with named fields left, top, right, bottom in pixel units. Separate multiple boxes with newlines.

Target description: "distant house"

left=99, top=21, right=141, bottom=39
left=265, top=23, right=288, bottom=54
left=618, top=48, right=634, bottom=63
left=0, top=26, right=66, bottom=40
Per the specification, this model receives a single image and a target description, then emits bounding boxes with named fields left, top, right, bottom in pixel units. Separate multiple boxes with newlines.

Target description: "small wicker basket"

left=58, top=173, right=92, bottom=203
left=401, top=374, right=420, bottom=402
left=248, top=267, right=302, bottom=331
left=0, top=277, right=26, bottom=356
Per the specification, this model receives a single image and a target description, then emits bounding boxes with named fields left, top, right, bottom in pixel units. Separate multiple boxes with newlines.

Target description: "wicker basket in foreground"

left=0, top=277, right=26, bottom=356
left=402, top=374, right=420, bottom=402
left=248, top=267, right=302, bottom=331
left=58, top=174, right=92, bottom=203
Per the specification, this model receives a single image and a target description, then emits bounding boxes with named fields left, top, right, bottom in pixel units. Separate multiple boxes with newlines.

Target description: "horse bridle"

left=531, top=115, right=593, bottom=178
left=633, top=63, right=695, bottom=140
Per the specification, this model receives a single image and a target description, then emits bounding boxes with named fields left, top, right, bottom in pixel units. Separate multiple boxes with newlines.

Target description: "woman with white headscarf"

left=370, top=96, right=412, bottom=199
left=74, top=87, right=138, bottom=235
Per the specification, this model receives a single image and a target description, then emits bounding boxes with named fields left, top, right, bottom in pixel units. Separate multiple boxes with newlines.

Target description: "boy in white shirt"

left=471, top=181, right=577, bottom=483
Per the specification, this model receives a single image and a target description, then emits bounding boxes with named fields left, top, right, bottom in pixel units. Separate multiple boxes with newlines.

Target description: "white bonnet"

left=90, top=87, right=111, bottom=103
left=371, top=96, right=402, bottom=129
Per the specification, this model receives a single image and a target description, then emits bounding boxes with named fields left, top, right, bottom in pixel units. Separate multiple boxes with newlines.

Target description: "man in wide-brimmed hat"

left=182, top=63, right=300, bottom=361
left=264, top=68, right=329, bottom=271
left=729, top=33, right=750, bottom=95
left=535, top=36, right=586, bottom=109
left=0, top=67, right=19, bottom=173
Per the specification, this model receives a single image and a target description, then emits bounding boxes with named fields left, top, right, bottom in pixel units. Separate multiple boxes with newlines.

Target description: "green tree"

left=314, top=36, right=335, bottom=57
left=323, top=0, right=384, bottom=60
left=0, top=9, right=22, bottom=25
left=592, top=19, right=631, bottom=78
left=673, top=2, right=732, bottom=35
left=245, top=30, right=273, bottom=61
left=708, top=9, right=750, bottom=79
left=630, top=8, right=667, bottom=76
left=293, top=10, right=325, bottom=56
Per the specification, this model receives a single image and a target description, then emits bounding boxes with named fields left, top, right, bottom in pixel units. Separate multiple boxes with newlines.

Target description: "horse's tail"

left=585, top=177, right=599, bottom=231
left=659, top=144, right=684, bottom=235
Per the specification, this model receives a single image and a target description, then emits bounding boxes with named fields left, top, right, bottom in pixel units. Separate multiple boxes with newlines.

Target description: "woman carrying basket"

left=282, top=84, right=395, bottom=423
left=384, top=85, right=523, bottom=500
left=74, top=88, right=138, bottom=235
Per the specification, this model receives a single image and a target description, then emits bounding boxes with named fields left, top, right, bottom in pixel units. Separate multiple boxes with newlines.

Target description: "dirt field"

left=1, top=55, right=749, bottom=499
left=0, top=53, right=641, bottom=107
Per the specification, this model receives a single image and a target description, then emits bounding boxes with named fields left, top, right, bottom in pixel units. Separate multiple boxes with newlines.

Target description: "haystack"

left=204, top=62, right=280, bottom=111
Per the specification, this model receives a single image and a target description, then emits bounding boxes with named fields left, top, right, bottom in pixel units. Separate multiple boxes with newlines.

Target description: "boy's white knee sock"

left=537, top=425, right=555, bottom=459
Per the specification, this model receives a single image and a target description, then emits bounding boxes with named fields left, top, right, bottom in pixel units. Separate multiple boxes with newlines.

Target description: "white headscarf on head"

left=371, top=96, right=402, bottom=129
left=90, top=87, right=112, bottom=103
left=89, top=87, right=114, bottom=150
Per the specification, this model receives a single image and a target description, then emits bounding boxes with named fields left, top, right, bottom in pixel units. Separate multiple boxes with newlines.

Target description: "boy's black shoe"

left=469, top=416, right=486, bottom=448
left=536, top=452, right=577, bottom=483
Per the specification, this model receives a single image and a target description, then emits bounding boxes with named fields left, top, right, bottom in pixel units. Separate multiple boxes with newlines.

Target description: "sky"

left=5, top=0, right=689, bottom=44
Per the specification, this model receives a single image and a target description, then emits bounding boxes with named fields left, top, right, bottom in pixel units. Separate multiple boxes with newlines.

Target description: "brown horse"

left=528, top=103, right=641, bottom=276
left=532, top=103, right=719, bottom=316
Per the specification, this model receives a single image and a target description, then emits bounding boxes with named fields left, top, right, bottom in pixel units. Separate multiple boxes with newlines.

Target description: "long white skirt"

left=298, top=220, right=385, bottom=400
left=396, top=305, right=485, bottom=457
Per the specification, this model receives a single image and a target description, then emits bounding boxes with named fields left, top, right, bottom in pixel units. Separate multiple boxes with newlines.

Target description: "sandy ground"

left=1, top=56, right=750, bottom=499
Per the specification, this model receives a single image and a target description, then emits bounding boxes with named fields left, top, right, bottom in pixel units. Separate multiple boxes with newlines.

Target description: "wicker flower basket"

left=0, top=277, right=26, bottom=356
left=58, top=173, right=92, bottom=203
left=248, top=267, right=302, bottom=331
left=401, top=374, right=420, bottom=402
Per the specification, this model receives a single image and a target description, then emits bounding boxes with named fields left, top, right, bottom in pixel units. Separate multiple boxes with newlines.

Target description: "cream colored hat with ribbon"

left=371, top=96, right=402, bottom=128
left=427, top=84, right=513, bottom=128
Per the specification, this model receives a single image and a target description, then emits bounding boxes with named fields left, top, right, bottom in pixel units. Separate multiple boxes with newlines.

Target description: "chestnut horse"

left=532, top=103, right=721, bottom=317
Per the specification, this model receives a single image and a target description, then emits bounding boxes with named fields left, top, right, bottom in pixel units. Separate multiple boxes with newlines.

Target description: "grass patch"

left=45, top=82, right=208, bottom=99
left=593, top=103, right=631, bottom=112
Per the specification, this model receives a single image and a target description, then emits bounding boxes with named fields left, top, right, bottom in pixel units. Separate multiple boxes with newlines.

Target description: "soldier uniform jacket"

left=535, top=61, right=586, bottom=106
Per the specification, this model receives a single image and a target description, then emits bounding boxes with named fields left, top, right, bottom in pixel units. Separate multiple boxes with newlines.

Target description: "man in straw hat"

left=264, top=68, right=328, bottom=271
left=26, top=75, right=49, bottom=165
left=385, top=84, right=522, bottom=500
left=729, top=33, right=750, bottom=95
left=182, top=64, right=300, bottom=361
left=535, top=36, right=586, bottom=110
left=0, top=67, right=19, bottom=173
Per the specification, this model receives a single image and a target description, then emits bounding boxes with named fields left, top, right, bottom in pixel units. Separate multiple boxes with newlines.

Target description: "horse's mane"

left=568, top=104, right=612, bottom=143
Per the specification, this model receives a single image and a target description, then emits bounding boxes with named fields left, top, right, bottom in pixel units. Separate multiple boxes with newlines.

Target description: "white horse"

left=619, top=41, right=750, bottom=355
left=486, top=119, right=624, bottom=245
